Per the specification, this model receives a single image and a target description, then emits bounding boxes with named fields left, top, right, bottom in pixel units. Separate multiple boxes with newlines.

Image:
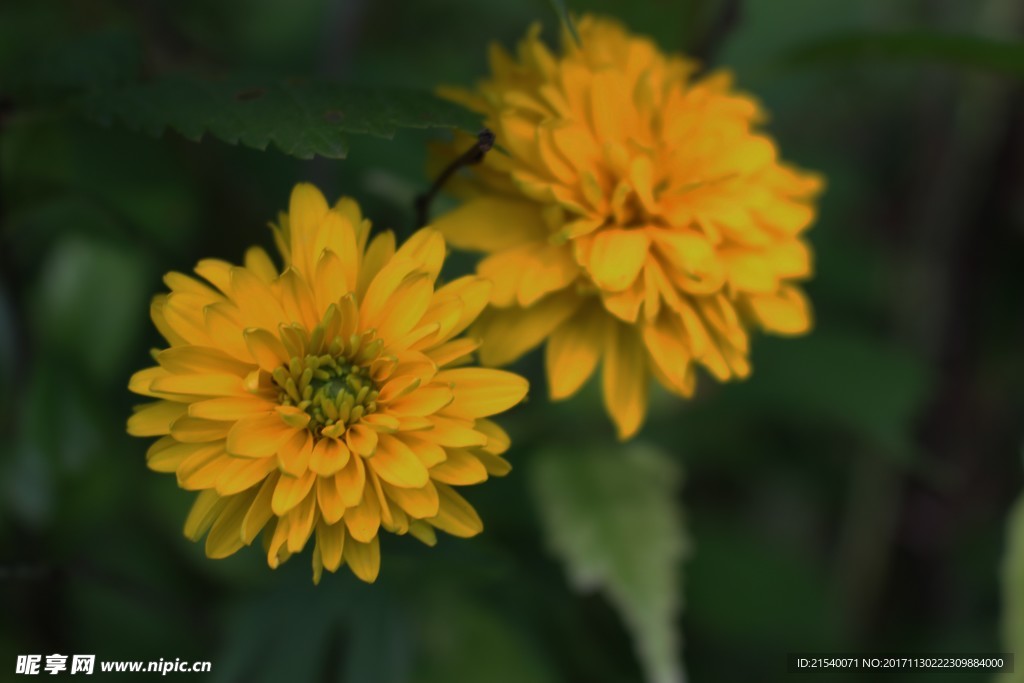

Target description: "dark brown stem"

left=691, top=0, right=743, bottom=72
left=415, top=128, right=495, bottom=228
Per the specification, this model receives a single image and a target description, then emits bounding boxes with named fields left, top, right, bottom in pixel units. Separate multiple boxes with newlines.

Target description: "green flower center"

left=273, top=353, right=379, bottom=438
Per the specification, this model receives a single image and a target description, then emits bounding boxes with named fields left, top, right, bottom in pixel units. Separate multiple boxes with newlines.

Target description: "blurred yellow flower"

left=127, top=184, right=527, bottom=583
left=432, top=16, right=824, bottom=440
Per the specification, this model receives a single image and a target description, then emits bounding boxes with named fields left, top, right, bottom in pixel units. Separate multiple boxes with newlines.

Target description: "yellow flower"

left=431, top=16, right=824, bottom=440
left=127, top=184, right=528, bottom=583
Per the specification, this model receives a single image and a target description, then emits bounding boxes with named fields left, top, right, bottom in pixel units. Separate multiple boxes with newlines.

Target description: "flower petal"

left=369, top=434, right=430, bottom=488
left=601, top=321, right=649, bottom=440
left=436, top=368, right=528, bottom=418
left=428, top=483, right=483, bottom=538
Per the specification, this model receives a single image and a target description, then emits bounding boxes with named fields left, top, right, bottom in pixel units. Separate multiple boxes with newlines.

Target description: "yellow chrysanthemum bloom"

left=432, top=16, right=824, bottom=440
left=127, top=184, right=527, bottom=583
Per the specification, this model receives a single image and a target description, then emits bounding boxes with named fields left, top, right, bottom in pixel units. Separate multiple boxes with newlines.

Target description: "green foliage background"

left=1, top=0, right=1022, bottom=681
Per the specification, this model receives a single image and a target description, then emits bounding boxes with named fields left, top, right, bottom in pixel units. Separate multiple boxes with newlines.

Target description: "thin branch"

left=415, top=128, right=494, bottom=228
left=691, top=0, right=743, bottom=73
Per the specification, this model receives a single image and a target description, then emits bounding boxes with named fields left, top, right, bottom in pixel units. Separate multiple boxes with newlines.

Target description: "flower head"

left=432, top=16, right=823, bottom=439
left=128, top=184, right=527, bottom=583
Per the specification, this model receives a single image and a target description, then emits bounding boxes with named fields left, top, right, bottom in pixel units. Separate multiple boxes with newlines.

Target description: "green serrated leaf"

left=531, top=443, right=689, bottom=683
left=999, top=487, right=1024, bottom=683
left=547, top=0, right=581, bottom=46
left=79, top=77, right=482, bottom=160
left=784, top=31, right=1024, bottom=77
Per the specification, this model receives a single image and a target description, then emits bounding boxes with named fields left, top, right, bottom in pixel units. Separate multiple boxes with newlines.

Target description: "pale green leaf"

left=531, top=443, right=689, bottom=683
left=80, top=77, right=482, bottom=160
left=999, top=483, right=1024, bottom=683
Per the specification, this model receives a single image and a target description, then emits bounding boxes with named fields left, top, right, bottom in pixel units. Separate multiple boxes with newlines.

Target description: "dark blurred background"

left=1, top=1, right=1023, bottom=681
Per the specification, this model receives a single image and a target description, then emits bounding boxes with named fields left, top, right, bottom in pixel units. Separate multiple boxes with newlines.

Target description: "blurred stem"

left=689, top=0, right=743, bottom=70
left=831, top=453, right=902, bottom=642
left=414, top=128, right=494, bottom=229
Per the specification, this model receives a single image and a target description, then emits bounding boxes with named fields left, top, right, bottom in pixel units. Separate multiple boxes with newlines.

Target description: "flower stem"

left=415, top=128, right=494, bottom=228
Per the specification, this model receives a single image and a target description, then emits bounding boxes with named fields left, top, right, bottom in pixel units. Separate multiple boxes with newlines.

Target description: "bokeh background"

left=2, top=0, right=1023, bottom=681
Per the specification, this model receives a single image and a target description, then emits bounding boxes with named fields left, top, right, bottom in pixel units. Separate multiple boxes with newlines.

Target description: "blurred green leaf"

left=733, top=330, right=932, bottom=462
left=785, top=31, right=1024, bottom=77
left=414, top=592, right=557, bottom=683
left=33, top=237, right=151, bottom=383
left=999, top=487, right=1024, bottom=683
left=213, top=573, right=414, bottom=683
left=687, top=520, right=840, bottom=652
left=81, top=77, right=481, bottom=160
left=546, top=0, right=580, bottom=46
left=531, top=443, right=689, bottom=683
left=0, top=5, right=140, bottom=95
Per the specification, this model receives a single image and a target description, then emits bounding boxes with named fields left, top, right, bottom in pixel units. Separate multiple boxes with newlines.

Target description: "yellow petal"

left=545, top=304, right=603, bottom=400
left=309, top=437, right=351, bottom=476
left=241, top=475, right=277, bottom=543
left=428, top=483, right=483, bottom=538
left=602, top=321, right=649, bottom=440
left=475, top=418, right=510, bottom=455
left=228, top=267, right=288, bottom=332
left=431, top=197, right=546, bottom=252
left=385, top=386, right=453, bottom=416
left=335, top=453, right=367, bottom=508
left=184, top=490, right=226, bottom=541
left=145, top=437, right=189, bottom=472
left=279, top=268, right=320, bottom=329
left=215, top=455, right=278, bottom=496
left=244, top=328, right=291, bottom=373
left=475, top=290, right=580, bottom=367
left=408, top=520, right=438, bottom=547
left=427, top=276, right=492, bottom=345
left=157, top=345, right=253, bottom=376
left=436, top=368, right=528, bottom=418
left=317, top=474, right=348, bottom=524
left=369, top=434, right=429, bottom=488
left=584, top=228, right=649, bottom=292
left=345, top=423, right=378, bottom=457
left=128, top=366, right=170, bottom=398
left=312, top=249, right=351, bottom=313
left=176, top=443, right=228, bottom=490
left=418, top=415, right=488, bottom=448
left=424, top=338, right=481, bottom=368
left=127, top=401, right=187, bottom=437
left=359, top=257, right=419, bottom=332
left=429, top=448, right=488, bottom=485
left=396, top=434, right=447, bottom=467
left=743, top=285, right=812, bottom=335
left=723, top=248, right=779, bottom=293
left=475, top=450, right=512, bottom=477
left=316, top=520, right=346, bottom=572
left=286, top=488, right=318, bottom=553
left=189, top=397, right=274, bottom=421
left=170, top=416, right=232, bottom=443
left=356, top=231, right=396, bottom=302
left=277, top=430, right=313, bottom=476
left=383, top=479, right=440, bottom=518
left=394, top=228, right=445, bottom=279
left=272, top=469, right=316, bottom=515
left=227, top=413, right=298, bottom=457
left=288, top=183, right=331, bottom=275
left=205, top=492, right=253, bottom=559
left=149, top=373, right=247, bottom=397
left=344, top=486, right=381, bottom=542
left=375, top=274, right=434, bottom=342
left=244, top=246, right=278, bottom=283
left=344, top=536, right=381, bottom=583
